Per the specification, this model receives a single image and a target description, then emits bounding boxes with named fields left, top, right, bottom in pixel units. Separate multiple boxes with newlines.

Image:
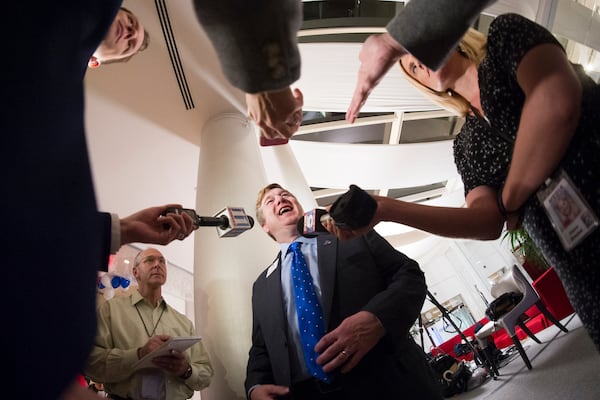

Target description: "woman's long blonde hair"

left=399, top=28, right=487, bottom=117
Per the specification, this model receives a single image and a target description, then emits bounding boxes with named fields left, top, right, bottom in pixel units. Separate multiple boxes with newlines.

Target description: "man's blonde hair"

left=255, top=183, right=285, bottom=226
left=101, top=7, right=150, bottom=65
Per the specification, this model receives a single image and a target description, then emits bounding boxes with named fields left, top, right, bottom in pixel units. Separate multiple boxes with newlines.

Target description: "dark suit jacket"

left=193, top=0, right=302, bottom=94
left=245, top=231, right=442, bottom=399
left=4, top=1, right=119, bottom=398
left=387, top=0, right=496, bottom=70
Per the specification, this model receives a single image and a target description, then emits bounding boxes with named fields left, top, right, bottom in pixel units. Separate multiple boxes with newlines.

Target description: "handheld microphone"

left=164, top=207, right=254, bottom=237
left=328, top=184, right=377, bottom=230
left=296, top=208, right=331, bottom=237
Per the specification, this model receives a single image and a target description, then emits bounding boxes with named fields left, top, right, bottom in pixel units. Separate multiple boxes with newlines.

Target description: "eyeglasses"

left=141, top=255, right=166, bottom=266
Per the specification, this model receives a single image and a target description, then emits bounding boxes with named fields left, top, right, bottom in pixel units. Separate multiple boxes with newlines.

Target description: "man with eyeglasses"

left=85, top=248, right=213, bottom=400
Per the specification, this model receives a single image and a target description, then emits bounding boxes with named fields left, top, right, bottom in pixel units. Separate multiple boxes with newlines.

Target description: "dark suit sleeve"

left=358, top=231, right=427, bottom=340
left=193, top=0, right=302, bottom=94
left=97, top=211, right=112, bottom=272
left=386, top=0, right=496, bottom=70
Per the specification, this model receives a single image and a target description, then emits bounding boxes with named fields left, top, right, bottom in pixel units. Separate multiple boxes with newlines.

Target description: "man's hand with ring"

left=315, top=311, right=385, bottom=373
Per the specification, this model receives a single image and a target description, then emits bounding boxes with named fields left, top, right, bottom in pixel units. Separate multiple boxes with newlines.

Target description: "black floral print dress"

left=453, top=13, right=600, bottom=351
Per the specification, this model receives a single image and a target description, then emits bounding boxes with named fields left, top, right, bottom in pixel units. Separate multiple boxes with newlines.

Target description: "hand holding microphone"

left=163, top=206, right=254, bottom=238
left=120, top=204, right=196, bottom=247
left=328, top=184, right=377, bottom=229
left=297, top=185, right=378, bottom=239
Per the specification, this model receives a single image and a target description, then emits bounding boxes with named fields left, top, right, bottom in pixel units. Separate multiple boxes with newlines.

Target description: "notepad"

left=133, top=336, right=201, bottom=370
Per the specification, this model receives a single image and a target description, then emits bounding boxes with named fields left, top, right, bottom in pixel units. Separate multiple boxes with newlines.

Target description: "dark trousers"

left=290, top=378, right=343, bottom=400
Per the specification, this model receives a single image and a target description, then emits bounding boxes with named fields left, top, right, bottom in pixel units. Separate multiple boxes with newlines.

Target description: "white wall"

left=411, top=235, right=519, bottom=351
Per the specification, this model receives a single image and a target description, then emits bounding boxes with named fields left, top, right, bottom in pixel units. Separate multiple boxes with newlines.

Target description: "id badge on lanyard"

left=133, top=370, right=166, bottom=400
left=536, top=168, right=598, bottom=251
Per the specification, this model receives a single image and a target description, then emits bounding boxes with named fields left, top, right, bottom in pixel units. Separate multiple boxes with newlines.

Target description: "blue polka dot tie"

left=288, top=241, right=330, bottom=383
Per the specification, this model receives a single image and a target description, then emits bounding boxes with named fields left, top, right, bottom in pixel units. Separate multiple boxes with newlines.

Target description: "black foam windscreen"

left=329, top=184, right=377, bottom=230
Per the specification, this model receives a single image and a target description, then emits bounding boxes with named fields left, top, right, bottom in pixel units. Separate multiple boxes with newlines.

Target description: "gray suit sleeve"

left=193, top=0, right=302, bottom=94
left=386, top=0, right=496, bottom=70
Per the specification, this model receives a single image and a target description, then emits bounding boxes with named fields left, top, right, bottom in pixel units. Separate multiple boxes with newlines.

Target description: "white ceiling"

left=85, top=0, right=600, bottom=272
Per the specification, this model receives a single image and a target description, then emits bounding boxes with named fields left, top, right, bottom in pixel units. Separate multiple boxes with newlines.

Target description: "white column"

left=259, top=140, right=317, bottom=209
left=194, top=114, right=313, bottom=400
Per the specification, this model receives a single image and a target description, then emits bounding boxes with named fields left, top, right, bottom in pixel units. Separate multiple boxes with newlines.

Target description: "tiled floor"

left=452, top=314, right=600, bottom=400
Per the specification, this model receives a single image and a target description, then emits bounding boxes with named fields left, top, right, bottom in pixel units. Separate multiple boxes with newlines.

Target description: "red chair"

left=532, top=267, right=574, bottom=323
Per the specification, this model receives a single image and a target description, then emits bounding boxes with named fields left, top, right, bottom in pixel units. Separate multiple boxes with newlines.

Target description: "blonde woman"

left=328, top=14, right=600, bottom=353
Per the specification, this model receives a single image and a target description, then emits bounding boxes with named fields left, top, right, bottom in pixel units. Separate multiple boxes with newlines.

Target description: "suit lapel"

left=317, top=235, right=337, bottom=329
left=261, top=253, right=287, bottom=332
left=261, top=253, right=293, bottom=384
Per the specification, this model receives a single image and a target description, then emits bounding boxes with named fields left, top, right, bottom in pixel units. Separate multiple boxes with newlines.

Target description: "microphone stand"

left=417, top=315, right=436, bottom=353
left=417, top=316, right=425, bottom=350
left=426, top=290, right=484, bottom=367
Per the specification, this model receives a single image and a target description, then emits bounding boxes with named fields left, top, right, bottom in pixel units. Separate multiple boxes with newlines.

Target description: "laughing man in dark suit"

left=245, top=183, right=442, bottom=400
